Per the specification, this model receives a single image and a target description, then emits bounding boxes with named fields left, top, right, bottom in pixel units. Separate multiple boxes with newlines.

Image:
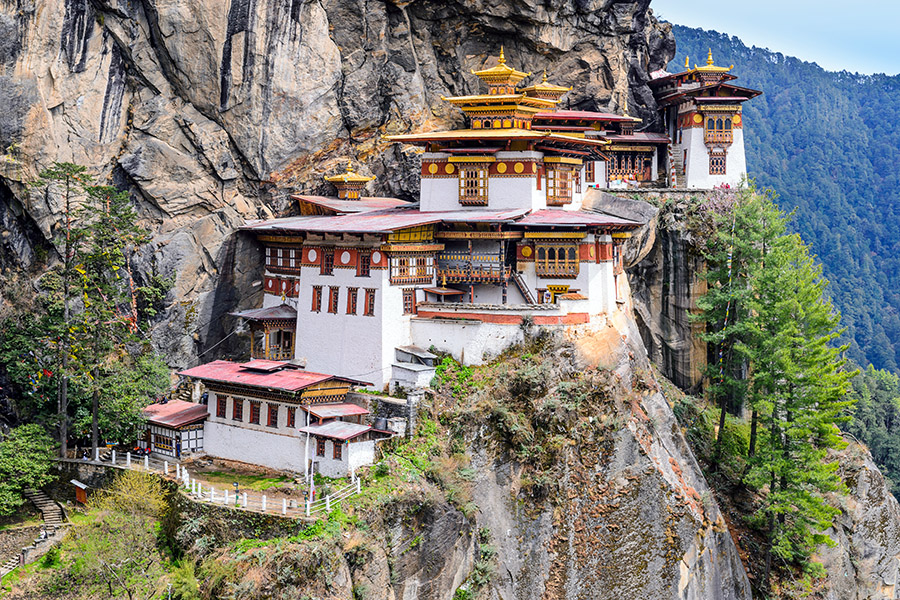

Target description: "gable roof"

left=143, top=400, right=208, bottom=429
left=178, top=360, right=366, bottom=392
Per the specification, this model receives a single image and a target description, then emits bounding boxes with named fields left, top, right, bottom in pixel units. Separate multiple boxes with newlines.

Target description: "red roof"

left=298, top=420, right=372, bottom=441
left=143, top=400, right=208, bottom=429
left=534, top=110, right=639, bottom=122
left=294, top=195, right=410, bottom=215
left=514, top=210, right=639, bottom=229
left=231, top=304, right=297, bottom=321
left=243, top=208, right=529, bottom=235
left=604, top=132, right=671, bottom=144
left=304, top=403, right=370, bottom=419
left=178, top=360, right=366, bottom=392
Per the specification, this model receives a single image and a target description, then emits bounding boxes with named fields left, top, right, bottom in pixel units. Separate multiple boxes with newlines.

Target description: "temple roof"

left=303, top=403, right=370, bottom=419
left=230, top=304, right=297, bottom=322
left=520, top=71, right=571, bottom=99
left=143, top=400, right=208, bottom=429
left=294, top=195, right=410, bottom=215
left=298, top=420, right=373, bottom=441
left=603, top=132, right=670, bottom=144
left=470, top=47, right=531, bottom=86
left=178, top=360, right=367, bottom=392
left=324, top=162, right=376, bottom=184
left=533, top=110, right=640, bottom=123
left=513, top=209, right=639, bottom=229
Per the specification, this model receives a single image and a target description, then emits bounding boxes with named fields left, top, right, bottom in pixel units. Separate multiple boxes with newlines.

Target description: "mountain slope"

left=668, top=24, right=900, bottom=372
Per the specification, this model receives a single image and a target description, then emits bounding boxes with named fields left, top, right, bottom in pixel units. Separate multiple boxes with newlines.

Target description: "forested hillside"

left=667, top=25, right=900, bottom=372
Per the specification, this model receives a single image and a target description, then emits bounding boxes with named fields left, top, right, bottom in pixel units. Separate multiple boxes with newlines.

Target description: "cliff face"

left=0, top=0, right=674, bottom=366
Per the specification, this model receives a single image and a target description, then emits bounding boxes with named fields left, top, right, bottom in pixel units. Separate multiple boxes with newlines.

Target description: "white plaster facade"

left=679, top=126, right=747, bottom=189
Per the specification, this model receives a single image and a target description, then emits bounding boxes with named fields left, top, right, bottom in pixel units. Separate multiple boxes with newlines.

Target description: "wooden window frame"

left=585, top=161, right=595, bottom=182
left=232, top=398, right=243, bottom=422
left=249, top=401, right=261, bottom=425
left=333, top=441, right=343, bottom=461
left=328, top=286, right=340, bottom=314
left=312, top=286, right=322, bottom=312
left=316, top=437, right=326, bottom=457
left=347, top=287, right=358, bottom=314
left=535, top=243, right=580, bottom=278
left=458, top=164, right=489, bottom=206
left=709, top=153, right=727, bottom=175
left=216, top=397, right=227, bottom=418
left=546, top=167, right=573, bottom=206
left=267, top=403, right=278, bottom=428
left=364, top=289, right=376, bottom=316
left=286, top=407, right=295, bottom=429
left=321, top=248, right=334, bottom=276
left=357, top=252, right=371, bottom=277
left=402, top=288, right=416, bottom=315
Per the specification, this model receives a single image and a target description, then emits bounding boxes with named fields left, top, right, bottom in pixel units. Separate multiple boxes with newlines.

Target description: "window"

left=390, top=255, right=433, bottom=285
left=403, top=288, right=416, bottom=315
left=546, top=167, right=573, bottom=205
left=286, top=407, right=295, bottom=429
left=575, top=168, right=582, bottom=194
left=709, top=153, right=726, bottom=175
left=535, top=244, right=580, bottom=278
left=328, top=286, right=339, bottom=313
left=347, top=287, right=358, bottom=314
left=357, top=252, right=371, bottom=277
left=321, top=248, right=334, bottom=275
left=267, top=403, right=278, bottom=428
left=316, top=437, right=326, bottom=457
left=333, top=442, right=343, bottom=461
left=232, top=398, right=243, bottom=422
left=250, top=401, right=261, bottom=424
left=312, top=286, right=322, bottom=312
left=585, top=161, right=595, bottom=183
left=364, top=289, right=376, bottom=316
left=216, top=397, right=226, bottom=418
left=458, top=165, right=488, bottom=205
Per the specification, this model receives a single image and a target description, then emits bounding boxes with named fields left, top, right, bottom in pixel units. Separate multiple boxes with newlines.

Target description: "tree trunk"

left=748, top=409, right=758, bottom=457
left=92, top=366, right=100, bottom=454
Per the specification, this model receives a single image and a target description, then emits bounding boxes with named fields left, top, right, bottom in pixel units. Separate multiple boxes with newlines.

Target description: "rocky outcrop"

left=818, top=442, right=900, bottom=600
left=0, top=0, right=674, bottom=366
left=586, top=189, right=709, bottom=393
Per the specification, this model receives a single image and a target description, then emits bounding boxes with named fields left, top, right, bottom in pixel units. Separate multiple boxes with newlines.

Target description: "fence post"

left=262, top=495, right=267, bottom=512
left=305, top=500, right=310, bottom=517
left=182, top=468, right=189, bottom=486
left=126, top=452, right=131, bottom=468
left=224, top=490, right=229, bottom=505
left=326, top=495, right=331, bottom=513
left=210, top=487, right=215, bottom=503
left=282, top=498, right=287, bottom=515
left=198, top=482, right=203, bottom=497
left=164, top=461, right=169, bottom=476
left=144, top=455, right=149, bottom=470
left=175, top=464, right=180, bottom=479
left=111, top=450, right=116, bottom=464
left=356, top=478, right=361, bottom=494
left=242, top=493, right=247, bottom=508
left=94, top=447, right=99, bottom=461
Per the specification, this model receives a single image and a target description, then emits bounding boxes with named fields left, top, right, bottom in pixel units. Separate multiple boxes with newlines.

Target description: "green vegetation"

left=197, top=470, right=293, bottom=492
left=0, top=424, right=56, bottom=516
left=844, top=366, right=900, bottom=494
left=671, top=25, right=900, bottom=373
left=695, top=187, right=857, bottom=588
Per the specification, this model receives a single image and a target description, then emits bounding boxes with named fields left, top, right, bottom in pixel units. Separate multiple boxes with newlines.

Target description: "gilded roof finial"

left=347, top=159, right=354, bottom=172
left=684, top=55, right=690, bottom=69
left=498, top=46, right=506, bottom=65
left=542, top=69, right=548, bottom=83
left=623, top=95, right=629, bottom=116
left=707, top=48, right=714, bottom=66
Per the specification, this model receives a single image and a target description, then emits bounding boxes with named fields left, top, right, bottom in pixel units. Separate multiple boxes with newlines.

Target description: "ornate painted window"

left=357, top=252, right=371, bottom=277
left=333, top=442, right=343, bottom=461
left=267, top=404, right=278, bottom=428
left=458, top=165, right=489, bottom=205
left=403, top=289, right=416, bottom=315
left=216, top=397, right=227, bottom=419
left=347, top=287, right=358, bottom=315
left=709, top=153, right=727, bottom=175
left=321, top=248, right=334, bottom=275
left=232, top=398, right=243, bottom=422
left=249, top=401, right=261, bottom=425
left=585, top=161, right=595, bottom=183
left=328, top=286, right=340, bottom=314
left=316, top=438, right=326, bottom=457
left=535, top=244, right=580, bottom=278
left=705, top=115, right=733, bottom=143
left=311, top=286, right=322, bottom=312
left=286, top=407, right=295, bottom=429
left=364, top=289, right=376, bottom=316
left=390, top=254, right=433, bottom=285
left=546, top=167, right=573, bottom=206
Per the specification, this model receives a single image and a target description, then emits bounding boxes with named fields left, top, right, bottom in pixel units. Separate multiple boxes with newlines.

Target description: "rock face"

left=0, top=0, right=674, bottom=367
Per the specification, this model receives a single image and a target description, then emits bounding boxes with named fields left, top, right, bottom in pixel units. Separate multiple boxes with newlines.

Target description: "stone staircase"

left=0, top=553, right=19, bottom=578
left=672, top=151, right=685, bottom=188
left=23, top=489, right=64, bottom=529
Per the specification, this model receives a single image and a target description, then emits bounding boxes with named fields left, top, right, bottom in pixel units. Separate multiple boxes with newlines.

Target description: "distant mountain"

left=668, top=25, right=900, bottom=372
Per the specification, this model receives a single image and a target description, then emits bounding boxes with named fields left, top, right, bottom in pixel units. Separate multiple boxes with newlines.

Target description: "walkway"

left=0, top=491, right=66, bottom=579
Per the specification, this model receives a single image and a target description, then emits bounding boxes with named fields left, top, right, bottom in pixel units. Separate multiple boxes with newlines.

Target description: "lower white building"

left=141, top=400, right=208, bottom=459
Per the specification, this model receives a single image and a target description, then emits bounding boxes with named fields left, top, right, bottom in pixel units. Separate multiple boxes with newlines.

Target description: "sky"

left=651, top=0, right=900, bottom=75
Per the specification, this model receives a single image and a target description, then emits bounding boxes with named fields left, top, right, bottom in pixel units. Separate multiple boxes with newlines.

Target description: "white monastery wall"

left=410, top=318, right=525, bottom=365
left=419, top=177, right=459, bottom=212
left=488, top=176, right=541, bottom=211
left=683, top=127, right=746, bottom=189
left=348, top=441, right=375, bottom=474
left=204, top=420, right=306, bottom=472
left=311, top=438, right=351, bottom=478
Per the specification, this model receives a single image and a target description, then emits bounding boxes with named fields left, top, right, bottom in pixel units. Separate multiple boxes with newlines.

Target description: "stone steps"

left=23, top=489, right=64, bottom=527
left=0, top=555, right=19, bottom=578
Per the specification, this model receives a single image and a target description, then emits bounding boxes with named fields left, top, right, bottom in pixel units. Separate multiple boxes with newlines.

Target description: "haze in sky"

left=651, top=0, right=900, bottom=75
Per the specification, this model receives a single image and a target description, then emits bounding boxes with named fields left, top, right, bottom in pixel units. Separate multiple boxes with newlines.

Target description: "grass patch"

left=197, top=470, right=294, bottom=491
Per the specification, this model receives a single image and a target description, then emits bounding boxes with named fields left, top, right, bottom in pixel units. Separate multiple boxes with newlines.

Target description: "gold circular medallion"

left=589, top=246, right=596, bottom=258
left=692, top=113, right=703, bottom=124
left=428, top=163, right=438, bottom=174
left=497, top=163, right=507, bottom=174
left=514, top=162, right=524, bottom=174
left=521, top=246, right=532, bottom=257
left=531, top=163, right=537, bottom=173
left=733, top=114, right=742, bottom=125
left=444, top=163, right=455, bottom=175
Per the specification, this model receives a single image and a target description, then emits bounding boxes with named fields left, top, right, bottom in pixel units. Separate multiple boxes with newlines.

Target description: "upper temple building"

left=227, top=49, right=760, bottom=391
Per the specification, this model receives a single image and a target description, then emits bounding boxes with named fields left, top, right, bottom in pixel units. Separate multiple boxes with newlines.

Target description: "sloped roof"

left=178, top=360, right=366, bottom=392
left=143, top=400, right=208, bottom=429
left=304, top=403, right=370, bottom=419
left=294, top=195, right=410, bottom=215
left=231, top=304, right=297, bottom=321
left=513, top=210, right=639, bottom=229
left=298, top=420, right=372, bottom=441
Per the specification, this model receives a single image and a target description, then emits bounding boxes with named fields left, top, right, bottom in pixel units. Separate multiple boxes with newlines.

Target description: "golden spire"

left=542, top=69, right=548, bottom=83
left=684, top=55, right=690, bottom=69
left=623, top=95, right=629, bottom=117
left=498, top=46, right=506, bottom=65
left=707, top=48, right=714, bottom=66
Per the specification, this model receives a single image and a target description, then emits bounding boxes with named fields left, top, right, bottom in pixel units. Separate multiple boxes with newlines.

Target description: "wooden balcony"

left=251, top=347, right=294, bottom=361
left=535, top=263, right=579, bottom=278
left=437, top=265, right=511, bottom=284
left=704, top=130, right=732, bottom=144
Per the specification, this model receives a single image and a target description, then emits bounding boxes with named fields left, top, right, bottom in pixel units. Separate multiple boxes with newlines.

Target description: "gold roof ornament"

left=519, top=68, right=571, bottom=101
left=692, top=48, right=734, bottom=73
left=471, top=46, right=532, bottom=87
left=684, top=55, right=690, bottom=69
left=324, top=160, right=376, bottom=184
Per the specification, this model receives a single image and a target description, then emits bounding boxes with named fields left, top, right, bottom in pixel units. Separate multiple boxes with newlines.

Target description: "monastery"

left=168, top=49, right=760, bottom=474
